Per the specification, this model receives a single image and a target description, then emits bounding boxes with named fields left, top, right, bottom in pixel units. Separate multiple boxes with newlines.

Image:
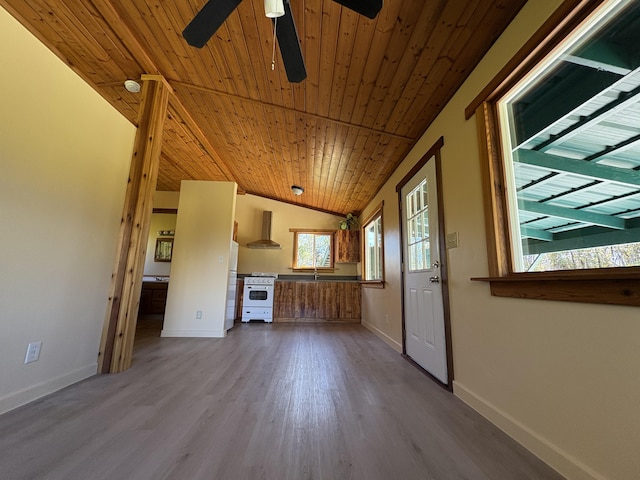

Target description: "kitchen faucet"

left=314, top=267, right=319, bottom=280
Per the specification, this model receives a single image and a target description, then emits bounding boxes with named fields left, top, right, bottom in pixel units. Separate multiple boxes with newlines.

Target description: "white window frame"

left=361, top=202, right=384, bottom=285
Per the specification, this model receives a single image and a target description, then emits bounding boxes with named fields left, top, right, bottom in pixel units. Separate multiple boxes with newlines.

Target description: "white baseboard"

left=0, top=363, right=97, bottom=415
left=160, top=329, right=226, bottom=338
left=361, top=320, right=403, bottom=353
left=453, top=381, right=606, bottom=480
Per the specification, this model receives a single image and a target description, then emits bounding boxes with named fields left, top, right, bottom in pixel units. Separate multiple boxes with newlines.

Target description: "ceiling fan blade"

left=274, top=0, right=307, bottom=83
left=332, top=0, right=383, bottom=19
left=183, top=0, right=243, bottom=48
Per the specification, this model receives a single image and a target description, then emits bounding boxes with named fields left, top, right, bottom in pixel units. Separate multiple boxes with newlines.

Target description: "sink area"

left=142, top=275, right=169, bottom=282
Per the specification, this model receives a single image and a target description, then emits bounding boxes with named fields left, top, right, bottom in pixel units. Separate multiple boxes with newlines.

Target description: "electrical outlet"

left=24, top=342, right=42, bottom=364
left=196, top=310, right=203, bottom=319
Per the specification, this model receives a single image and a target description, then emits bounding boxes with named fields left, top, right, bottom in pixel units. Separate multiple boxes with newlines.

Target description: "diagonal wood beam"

left=89, top=0, right=240, bottom=185
left=93, top=0, right=407, bottom=184
left=168, top=80, right=415, bottom=141
left=90, top=0, right=159, bottom=72
left=166, top=96, right=238, bottom=185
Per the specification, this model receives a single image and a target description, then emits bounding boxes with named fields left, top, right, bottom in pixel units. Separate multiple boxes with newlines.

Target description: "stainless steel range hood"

left=247, top=211, right=281, bottom=249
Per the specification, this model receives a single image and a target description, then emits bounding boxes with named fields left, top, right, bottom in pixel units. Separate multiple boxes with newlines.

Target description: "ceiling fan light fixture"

left=291, top=185, right=304, bottom=196
left=124, top=79, right=141, bottom=93
left=264, top=0, right=285, bottom=18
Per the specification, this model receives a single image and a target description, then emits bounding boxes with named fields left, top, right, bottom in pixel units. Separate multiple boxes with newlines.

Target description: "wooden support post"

left=98, top=75, right=171, bottom=373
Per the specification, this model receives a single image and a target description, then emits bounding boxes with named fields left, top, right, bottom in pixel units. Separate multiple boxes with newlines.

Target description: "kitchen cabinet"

left=295, top=282, right=318, bottom=319
left=335, top=230, right=360, bottom=263
left=274, top=281, right=361, bottom=322
left=274, top=281, right=296, bottom=319
left=139, top=281, right=168, bottom=314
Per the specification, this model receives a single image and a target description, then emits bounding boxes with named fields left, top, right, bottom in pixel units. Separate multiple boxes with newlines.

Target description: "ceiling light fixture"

left=291, top=185, right=304, bottom=196
left=124, top=79, right=141, bottom=93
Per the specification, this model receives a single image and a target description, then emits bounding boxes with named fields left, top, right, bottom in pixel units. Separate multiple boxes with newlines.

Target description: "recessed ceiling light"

left=291, top=185, right=304, bottom=196
left=124, top=79, right=141, bottom=93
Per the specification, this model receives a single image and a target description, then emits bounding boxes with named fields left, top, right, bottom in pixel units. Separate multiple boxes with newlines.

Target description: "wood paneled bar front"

left=274, top=281, right=361, bottom=323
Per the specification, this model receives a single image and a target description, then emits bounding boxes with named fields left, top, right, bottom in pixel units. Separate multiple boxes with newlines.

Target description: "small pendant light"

left=264, top=0, right=284, bottom=18
left=265, top=0, right=285, bottom=71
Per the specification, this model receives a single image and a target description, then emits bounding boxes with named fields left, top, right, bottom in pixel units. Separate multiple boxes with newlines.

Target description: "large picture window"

left=362, top=202, right=384, bottom=283
left=469, top=0, right=640, bottom=306
left=292, top=231, right=334, bottom=270
left=499, top=0, right=640, bottom=273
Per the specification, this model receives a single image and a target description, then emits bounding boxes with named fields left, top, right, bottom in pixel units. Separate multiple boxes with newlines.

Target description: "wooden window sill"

left=471, top=273, right=640, bottom=307
left=360, top=280, right=385, bottom=288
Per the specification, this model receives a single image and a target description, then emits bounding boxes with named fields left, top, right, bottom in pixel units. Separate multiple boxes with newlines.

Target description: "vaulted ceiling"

left=1, top=0, right=526, bottom=215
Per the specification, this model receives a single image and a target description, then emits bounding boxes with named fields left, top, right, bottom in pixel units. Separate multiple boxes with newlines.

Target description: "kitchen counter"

left=142, top=275, right=169, bottom=283
left=274, top=274, right=361, bottom=282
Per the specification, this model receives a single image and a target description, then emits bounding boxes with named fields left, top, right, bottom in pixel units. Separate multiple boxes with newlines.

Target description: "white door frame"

left=395, top=137, right=454, bottom=389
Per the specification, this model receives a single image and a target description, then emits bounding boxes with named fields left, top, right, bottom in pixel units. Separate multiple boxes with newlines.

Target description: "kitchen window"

left=468, top=0, right=640, bottom=306
left=291, top=230, right=334, bottom=270
left=362, top=202, right=384, bottom=284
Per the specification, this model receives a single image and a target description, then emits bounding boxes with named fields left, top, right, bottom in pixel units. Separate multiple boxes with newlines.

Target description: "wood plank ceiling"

left=1, top=0, right=526, bottom=216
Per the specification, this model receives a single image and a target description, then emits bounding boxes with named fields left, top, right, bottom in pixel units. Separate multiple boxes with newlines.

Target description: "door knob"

left=429, top=276, right=440, bottom=284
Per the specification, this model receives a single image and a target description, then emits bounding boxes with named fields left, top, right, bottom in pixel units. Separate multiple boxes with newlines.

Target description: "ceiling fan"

left=182, top=0, right=383, bottom=83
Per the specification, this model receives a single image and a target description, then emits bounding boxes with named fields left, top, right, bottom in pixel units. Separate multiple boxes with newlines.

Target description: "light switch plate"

left=446, top=232, right=459, bottom=249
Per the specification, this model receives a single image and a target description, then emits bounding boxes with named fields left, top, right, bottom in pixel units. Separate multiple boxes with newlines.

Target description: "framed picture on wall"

left=154, top=237, right=173, bottom=262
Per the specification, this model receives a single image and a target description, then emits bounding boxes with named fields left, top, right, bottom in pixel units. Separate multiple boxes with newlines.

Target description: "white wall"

left=0, top=7, right=135, bottom=413
left=143, top=191, right=179, bottom=276
left=153, top=191, right=180, bottom=210
left=235, top=194, right=359, bottom=277
left=360, top=199, right=403, bottom=352
left=143, top=213, right=177, bottom=277
left=145, top=192, right=360, bottom=278
left=360, top=2, right=640, bottom=479
left=162, top=181, right=237, bottom=338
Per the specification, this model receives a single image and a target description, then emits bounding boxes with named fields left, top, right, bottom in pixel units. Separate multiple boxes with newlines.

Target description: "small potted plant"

left=339, top=213, right=358, bottom=230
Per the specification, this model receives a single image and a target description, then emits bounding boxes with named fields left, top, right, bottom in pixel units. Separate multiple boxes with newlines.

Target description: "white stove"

left=241, top=273, right=278, bottom=323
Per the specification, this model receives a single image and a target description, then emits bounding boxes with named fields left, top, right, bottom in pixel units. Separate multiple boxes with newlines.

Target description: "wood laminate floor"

left=0, top=322, right=564, bottom=480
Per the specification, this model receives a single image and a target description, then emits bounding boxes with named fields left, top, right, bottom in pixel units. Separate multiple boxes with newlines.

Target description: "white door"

left=401, top=159, right=448, bottom=383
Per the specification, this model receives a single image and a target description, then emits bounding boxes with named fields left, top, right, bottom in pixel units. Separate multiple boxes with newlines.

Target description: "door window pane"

left=407, top=179, right=431, bottom=272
